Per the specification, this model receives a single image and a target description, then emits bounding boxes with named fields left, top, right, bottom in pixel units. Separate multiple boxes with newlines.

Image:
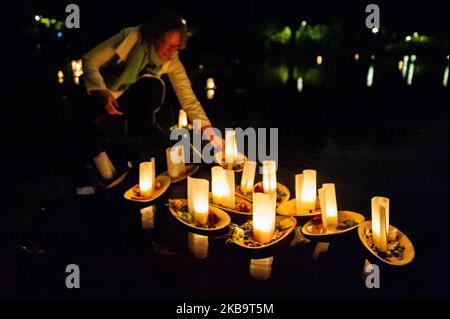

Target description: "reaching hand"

left=202, top=126, right=225, bottom=151
left=93, top=89, right=123, bottom=116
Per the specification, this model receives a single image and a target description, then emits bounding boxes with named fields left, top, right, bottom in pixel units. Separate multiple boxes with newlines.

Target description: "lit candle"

left=250, top=257, right=274, bottom=280
left=318, top=183, right=338, bottom=229
left=211, top=166, right=235, bottom=209
left=187, top=177, right=210, bottom=225
left=224, top=130, right=238, bottom=164
left=206, top=77, right=215, bottom=89
left=371, top=196, right=390, bottom=253
left=178, top=109, right=188, bottom=128
left=253, top=192, right=276, bottom=243
left=166, top=146, right=185, bottom=178
left=139, top=161, right=155, bottom=198
left=262, top=160, right=277, bottom=194
left=188, top=233, right=209, bottom=260
left=295, top=170, right=317, bottom=214
left=240, top=161, right=257, bottom=194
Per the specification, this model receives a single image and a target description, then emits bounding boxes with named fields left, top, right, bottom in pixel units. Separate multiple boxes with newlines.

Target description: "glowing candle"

left=211, top=166, right=235, bottom=208
left=262, top=160, right=277, bottom=194
left=139, top=161, right=155, bottom=198
left=224, top=130, right=238, bottom=164
left=188, top=233, right=209, bottom=260
left=240, top=161, right=257, bottom=194
left=253, top=192, right=276, bottom=243
left=206, top=77, right=215, bottom=89
left=178, top=109, right=188, bottom=128
left=318, top=183, right=338, bottom=229
left=371, top=196, right=390, bottom=253
left=166, top=145, right=185, bottom=178
left=295, top=170, right=317, bottom=214
left=187, top=177, right=209, bottom=225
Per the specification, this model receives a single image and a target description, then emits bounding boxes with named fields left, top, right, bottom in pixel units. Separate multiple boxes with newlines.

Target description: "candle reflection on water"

left=188, top=233, right=209, bottom=260
left=250, top=257, right=274, bottom=280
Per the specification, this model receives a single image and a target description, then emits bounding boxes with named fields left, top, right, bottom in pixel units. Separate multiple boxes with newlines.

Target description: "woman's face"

left=155, top=31, right=181, bottom=62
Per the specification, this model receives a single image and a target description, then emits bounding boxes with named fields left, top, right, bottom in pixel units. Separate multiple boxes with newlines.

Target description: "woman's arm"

left=82, top=29, right=128, bottom=95
left=167, top=54, right=211, bottom=128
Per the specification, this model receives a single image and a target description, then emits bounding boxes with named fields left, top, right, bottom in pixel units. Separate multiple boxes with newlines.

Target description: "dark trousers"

left=74, top=77, right=168, bottom=166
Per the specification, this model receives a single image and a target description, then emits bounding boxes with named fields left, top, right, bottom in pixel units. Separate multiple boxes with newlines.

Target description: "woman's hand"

left=202, top=125, right=225, bottom=151
left=92, top=89, right=123, bottom=116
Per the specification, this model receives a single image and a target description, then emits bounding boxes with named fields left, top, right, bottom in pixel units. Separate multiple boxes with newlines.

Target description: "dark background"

left=0, top=0, right=448, bottom=299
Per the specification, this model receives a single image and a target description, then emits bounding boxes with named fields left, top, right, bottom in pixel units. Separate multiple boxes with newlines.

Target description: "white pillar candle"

left=241, top=161, right=257, bottom=194
left=371, top=196, right=390, bottom=253
left=206, top=77, right=215, bottom=89
left=262, top=160, right=277, bottom=194
left=188, top=233, right=209, bottom=260
left=187, top=177, right=210, bottom=225
left=253, top=192, right=276, bottom=243
left=295, top=170, right=317, bottom=214
left=211, top=166, right=235, bottom=208
left=139, top=161, right=155, bottom=198
left=166, top=146, right=186, bottom=178
left=94, top=151, right=117, bottom=180
left=224, top=130, right=238, bottom=164
left=178, top=109, right=188, bottom=128
left=318, top=183, right=338, bottom=229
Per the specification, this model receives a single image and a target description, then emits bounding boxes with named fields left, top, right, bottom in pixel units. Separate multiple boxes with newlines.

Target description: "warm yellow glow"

left=354, top=53, right=360, bottom=61
left=398, top=60, right=404, bottom=71
left=206, top=89, right=215, bottom=100
left=71, top=59, right=83, bottom=77
left=73, top=76, right=80, bottom=85
left=178, top=109, right=188, bottom=128
left=57, top=70, right=64, bottom=79
left=206, top=77, right=215, bottom=89
left=371, top=196, right=389, bottom=253
left=250, top=257, right=273, bottom=280
left=240, top=161, right=257, bottom=194
left=211, top=166, right=235, bottom=208
left=188, top=233, right=209, bottom=260
left=225, top=130, right=238, bottom=164
left=139, top=161, right=155, bottom=198
left=262, top=160, right=277, bottom=194
left=166, top=146, right=185, bottom=178
left=188, top=177, right=210, bottom=225
left=316, top=55, right=323, bottom=65
left=253, top=192, right=276, bottom=243
left=318, top=183, right=338, bottom=229
left=295, top=170, right=317, bottom=214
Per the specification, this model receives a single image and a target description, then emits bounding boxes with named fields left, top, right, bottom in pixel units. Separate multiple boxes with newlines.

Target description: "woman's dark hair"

left=140, top=13, right=188, bottom=49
